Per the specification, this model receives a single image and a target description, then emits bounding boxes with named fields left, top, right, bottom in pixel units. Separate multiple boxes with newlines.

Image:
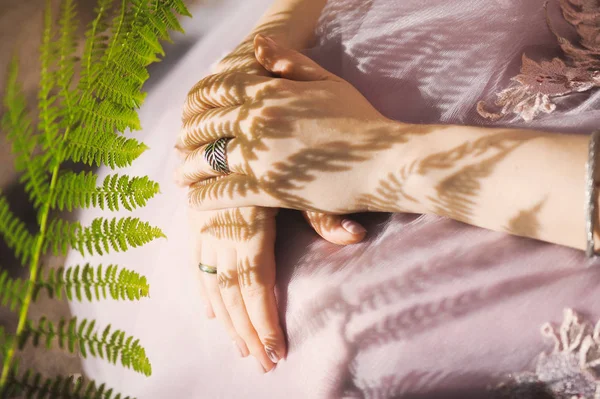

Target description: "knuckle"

left=187, top=184, right=206, bottom=207
left=237, top=263, right=273, bottom=296
left=223, top=291, right=245, bottom=310
left=217, top=271, right=236, bottom=290
left=271, top=78, right=293, bottom=91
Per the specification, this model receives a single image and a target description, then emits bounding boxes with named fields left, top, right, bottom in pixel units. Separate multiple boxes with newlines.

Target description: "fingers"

left=176, top=139, right=247, bottom=186
left=192, top=238, right=215, bottom=318
left=254, top=34, right=341, bottom=82
left=182, top=72, right=277, bottom=123
left=188, top=175, right=272, bottom=210
left=217, top=249, right=276, bottom=372
left=302, top=212, right=367, bottom=245
left=177, top=105, right=246, bottom=151
left=198, top=241, right=250, bottom=359
left=237, top=248, right=286, bottom=365
left=196, top=265, right=216, bottom=319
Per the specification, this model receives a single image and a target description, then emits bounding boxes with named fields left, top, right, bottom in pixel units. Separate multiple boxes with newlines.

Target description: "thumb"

left=254, top=34, right=340, bottom=82
left=302, top=212, right=367, bottom=246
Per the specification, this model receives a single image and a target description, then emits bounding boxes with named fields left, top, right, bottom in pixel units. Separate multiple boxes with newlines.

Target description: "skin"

left=178, top=34, right=600, bottom=254
left=179, top=0, right=368, bottom=374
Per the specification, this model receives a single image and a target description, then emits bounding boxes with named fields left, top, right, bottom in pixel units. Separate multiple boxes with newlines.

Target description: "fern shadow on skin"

left=199, top=207, right=276, bottom=242
left=185, top=74, right=546, bottom=234
left=185, top=80, right=436, bottom=211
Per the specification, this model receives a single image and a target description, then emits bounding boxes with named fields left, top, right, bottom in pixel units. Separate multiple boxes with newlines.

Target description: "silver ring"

left=204, top=138, right=231, bottom=174
left=198, top=263, right=217, bottom=274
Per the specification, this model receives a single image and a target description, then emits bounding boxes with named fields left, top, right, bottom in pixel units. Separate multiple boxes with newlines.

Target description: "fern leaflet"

left=45, top=217, right=165, bottom=256
left=34, top=264, right=149, bottom=302
left=19, top=317, right=151, bottom=375
left=65, top=127, right=149, bottom=169
left=0, top=271, right=27, bottom=312
left=0, top=194, right=36, bottom=265
left=5, top=366, right=132, bottom=399
left=52, top=172, right=159, bottom=211
left=1, top=61, right=49, bottom=209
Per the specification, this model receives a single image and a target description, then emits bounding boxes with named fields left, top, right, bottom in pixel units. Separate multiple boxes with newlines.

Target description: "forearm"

left=216, top=0, right=327, bottom=72
left=374, top=122, right=593, bottom=250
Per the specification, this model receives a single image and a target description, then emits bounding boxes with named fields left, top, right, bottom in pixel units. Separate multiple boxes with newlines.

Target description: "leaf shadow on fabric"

left=272, top=207, right=595, bottom=398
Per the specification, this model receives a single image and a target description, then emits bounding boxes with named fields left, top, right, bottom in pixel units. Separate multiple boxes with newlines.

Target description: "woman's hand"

left=177, top=35, right=428, bottom=214
left=178, top=34, right=368, bottom=374
left=188, top=207, right=286, bottom=370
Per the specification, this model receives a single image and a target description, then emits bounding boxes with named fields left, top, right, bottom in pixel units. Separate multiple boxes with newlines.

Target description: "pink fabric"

left=67, top=0, right=600, bottom=397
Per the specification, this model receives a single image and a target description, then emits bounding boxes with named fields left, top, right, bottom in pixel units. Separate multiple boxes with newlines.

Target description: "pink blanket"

left=68, top=0, right=600, bottom=397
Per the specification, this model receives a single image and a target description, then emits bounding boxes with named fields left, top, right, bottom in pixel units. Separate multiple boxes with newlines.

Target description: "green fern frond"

left=94, top=0, right=184, bottom=110
left=19, top=317, right=151, bottom=375
left=80, top=99, right=142, bottom=134
left=65, top=127, right=148, bottom=169
left=162, top=0, right=192, bottom=17
left=56, top=0, right=79, bottom=114
left=150, top=4, right=184, bottom=35
left=0, top=326, right=12, bottom=359
left=5, top=368, right=133, bottom=399
left=52, top=172, right=159, bottom=212
left=0, top=0, right=191, bottom=392
left=79, top=0, right=115, bottom=93
left=95, top=74, right=147, bottom=108
left=0, top=194, right=36, bottom=265
left=1, top=60, right=50, bottom=208
left=45, top=217, right=165, bottom=256
left=0, top=271, right=28, bottom=312
left=35, top=264, right=149, bottom=302
left=38, top=1, right=62, bottom=151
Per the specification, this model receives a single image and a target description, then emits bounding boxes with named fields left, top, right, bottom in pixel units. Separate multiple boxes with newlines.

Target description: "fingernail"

left=262, top=35, right=278, bottom=48
left=256, top=359, right=267, bottom=374
left=233, top=340, right=246, bottom=357
left=341, top=219, right=366, bottom=235
left=205, top=305, right=215, bottom=319
left=264, top=346, right=280, bottom=364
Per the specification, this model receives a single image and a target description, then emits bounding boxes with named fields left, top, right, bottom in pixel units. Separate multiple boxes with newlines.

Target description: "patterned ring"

left=204, top=138, right=231, bottom=174
left=198, top=263, right=217, bottom=274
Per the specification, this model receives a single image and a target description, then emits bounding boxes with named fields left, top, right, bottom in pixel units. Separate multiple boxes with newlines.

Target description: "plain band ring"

left=198, top=263, right=217, bottom=274
left=204, top=137, right=231, bottom=174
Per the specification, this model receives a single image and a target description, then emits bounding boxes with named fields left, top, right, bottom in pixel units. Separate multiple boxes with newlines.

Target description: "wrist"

left=362, top=119, right=434, bottom=214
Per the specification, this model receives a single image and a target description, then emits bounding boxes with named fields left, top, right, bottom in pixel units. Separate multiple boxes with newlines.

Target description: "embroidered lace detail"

left=478, top=0, right=600, bottom=122
left=493, top=309, right=600, bottom=399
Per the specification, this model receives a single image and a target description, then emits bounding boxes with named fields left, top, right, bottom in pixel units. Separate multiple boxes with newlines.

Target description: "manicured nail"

left=341, top=219, right=366, bottom=235
left=233, top=340, right=245, bottom=357
left=256, top=359, right=267, bottom=374
left=264, top=346, right=280, bottom=363
left=262, top=35, right=278, bottom=47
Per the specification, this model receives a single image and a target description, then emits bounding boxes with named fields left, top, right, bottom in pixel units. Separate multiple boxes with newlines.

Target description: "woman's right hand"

left=178, top=35, right=368, bottom=373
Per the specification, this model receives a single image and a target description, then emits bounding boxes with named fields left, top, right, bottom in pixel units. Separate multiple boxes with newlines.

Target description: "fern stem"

left=0, top=123, right=70, bottom=387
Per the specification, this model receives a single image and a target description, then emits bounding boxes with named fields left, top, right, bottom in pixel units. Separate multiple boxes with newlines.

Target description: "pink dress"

left=67, top=0, right=600, bottom=397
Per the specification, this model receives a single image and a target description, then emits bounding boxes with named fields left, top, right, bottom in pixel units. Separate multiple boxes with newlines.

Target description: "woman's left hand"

left=176, top=35, right=425, bottom=214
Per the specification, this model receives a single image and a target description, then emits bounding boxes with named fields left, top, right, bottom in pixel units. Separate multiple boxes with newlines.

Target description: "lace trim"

left=478, top=0, right=600, bottom=122
left=493, top=309, right=600, bottom=399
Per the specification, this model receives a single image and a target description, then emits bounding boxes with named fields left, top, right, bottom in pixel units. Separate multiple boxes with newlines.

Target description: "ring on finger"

left=204, top=137, right=232, bottom=174
left=199, top=263, right=217, bottom=274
